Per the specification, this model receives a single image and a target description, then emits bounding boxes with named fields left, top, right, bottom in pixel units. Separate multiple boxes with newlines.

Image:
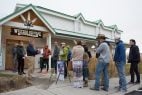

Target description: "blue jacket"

left=114, top=40, right=126, bottom=63
left=27, top=44, right=37, bottom=56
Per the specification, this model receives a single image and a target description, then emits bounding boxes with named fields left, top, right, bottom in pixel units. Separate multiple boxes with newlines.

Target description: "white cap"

left=114, top=35, right=121, bottom=40
left=61, top=42, right=66, bottom=45
left=91, top=45, right=95, bottom=49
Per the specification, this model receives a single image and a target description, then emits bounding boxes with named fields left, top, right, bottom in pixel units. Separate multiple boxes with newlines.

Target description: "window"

left=78, top=21, right=81, bottom=31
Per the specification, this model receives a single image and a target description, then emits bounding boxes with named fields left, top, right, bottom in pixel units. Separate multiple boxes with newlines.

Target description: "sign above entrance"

left=11, top=28, right=43, bottom=38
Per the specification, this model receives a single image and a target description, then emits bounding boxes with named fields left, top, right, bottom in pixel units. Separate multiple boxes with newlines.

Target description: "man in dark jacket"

left=114, top=37, right=127, bottom=92
left=51, top=41, right=60, bottom=73
left=17, top=41, right=26, bottom=75
left=128, top=39, right=140, bottom=84
left=26, top=41, right=38, bottom=80
left=12, top=43, right=18, bottom=72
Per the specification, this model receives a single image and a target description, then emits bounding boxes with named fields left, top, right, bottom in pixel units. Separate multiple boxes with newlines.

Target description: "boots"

left=83, top=80, right=88, bottom=87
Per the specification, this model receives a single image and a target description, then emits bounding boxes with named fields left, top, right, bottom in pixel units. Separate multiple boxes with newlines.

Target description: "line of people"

left=12, top=34, right=141, bottom=90
left=12, top=40, right=40, bottom=83
left=90, top=34, right=141, bottom=92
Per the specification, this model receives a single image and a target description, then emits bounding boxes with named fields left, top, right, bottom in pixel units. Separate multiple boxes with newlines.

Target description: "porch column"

left=46, top=33, right=52, bottom=69
left=0, top=26, right=3, bottom=69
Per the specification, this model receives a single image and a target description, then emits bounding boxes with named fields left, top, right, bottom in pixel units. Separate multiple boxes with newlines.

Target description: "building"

left=0, top=4, right=122, bottom=70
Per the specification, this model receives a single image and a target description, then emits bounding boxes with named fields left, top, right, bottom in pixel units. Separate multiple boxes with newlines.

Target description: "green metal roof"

left=16, top=4, right=123, bottom=33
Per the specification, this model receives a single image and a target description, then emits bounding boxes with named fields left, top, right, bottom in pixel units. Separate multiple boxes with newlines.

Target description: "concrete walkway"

left=1, top=71, right=142, bottom=95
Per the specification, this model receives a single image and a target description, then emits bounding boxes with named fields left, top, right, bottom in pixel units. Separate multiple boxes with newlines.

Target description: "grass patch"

left=125, top=63, right=142, bottom=76
left=0, top=73, right=15, bottom=77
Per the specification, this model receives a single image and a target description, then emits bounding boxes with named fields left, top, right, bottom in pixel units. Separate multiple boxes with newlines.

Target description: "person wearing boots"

left=60, top=42, right=69, bottom=78
left=72, top=40, right=84, bottom=88
left=83, top=51, right=89, bottom=87
left=128, top=39, right=140, bottom=84
left=17, top=41, right=26, bottom=75
left=26, top=40, right=39, bottom=81
left=90, top=34, right=110, bottom=91
left=12, top=43, right=18, bottom=72
left=40, top=45, right=51, bottom=73
left=51, top=41, right=60, bottom=74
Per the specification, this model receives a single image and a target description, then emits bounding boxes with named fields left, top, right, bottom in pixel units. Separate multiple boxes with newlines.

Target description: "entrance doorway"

left=5, top=39, right=28, bottom=70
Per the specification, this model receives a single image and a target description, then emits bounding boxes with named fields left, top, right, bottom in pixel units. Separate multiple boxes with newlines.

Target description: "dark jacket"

left=17, top=45, right=25, bottom=59
left=27, top=44, right=37, bottom=56
left=83, top=45, right=92, bottom=58
left=12, top=46, right=17, bottom=57
left=53, top=45, right=60, bottom=60
left=114, top=40, right=126, bottom=63
left=128, top=45, right=140, bottom=63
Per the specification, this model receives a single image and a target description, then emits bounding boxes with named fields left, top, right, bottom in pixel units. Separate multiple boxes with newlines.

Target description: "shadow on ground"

left=125, top=91, right=142, bottom=95
left=125, top=87, right=142, bottom=95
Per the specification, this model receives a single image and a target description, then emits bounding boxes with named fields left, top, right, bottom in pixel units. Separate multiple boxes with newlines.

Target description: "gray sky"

left=0, top=0, right=142, bottom=51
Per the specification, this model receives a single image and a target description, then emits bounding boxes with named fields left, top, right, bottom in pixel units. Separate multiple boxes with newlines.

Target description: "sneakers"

left=83, top=80, right=88, bottom=87
left=128, top=81, right=140, bottom=84
left=120, top=89, right=127, bottom=93
left=90, top=87, right=99, bottom=91
left=101, top=87, right=108, bottom=92
left=135, top=81, right=140, bottom=84
left=128, top=81, right=134, bottom=84
left=22, top=72, right=26, bottom=74
left=37, top=71, right=42, bottom=73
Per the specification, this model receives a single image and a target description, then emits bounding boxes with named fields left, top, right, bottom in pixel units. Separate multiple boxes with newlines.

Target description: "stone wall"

left=0, top=75, right=30, bottom=93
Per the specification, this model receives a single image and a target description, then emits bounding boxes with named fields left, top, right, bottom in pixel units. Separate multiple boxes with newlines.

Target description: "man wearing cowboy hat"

left=90, top=34, right=110, bottom=91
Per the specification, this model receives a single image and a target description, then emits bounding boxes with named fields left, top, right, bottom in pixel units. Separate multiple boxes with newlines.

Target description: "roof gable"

left=16, top=4, right=122, bottom=33
left=0, top=4, right=56, bottom=34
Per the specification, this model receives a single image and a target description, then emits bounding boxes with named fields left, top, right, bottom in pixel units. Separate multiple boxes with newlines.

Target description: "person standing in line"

left=82, top=42, right=90, bottom=87
left=90, top=34, right=110, bottom=91
left=82, top=42, right=92, bottom=59
left=67, top=45, right=72, bottom=67
left=83, top=50, right=89, bottom=87
left=26, top=40, right=39, bottom=80
left=51, top=41, right=60, bottom=73
left=41, top=45, right=51, bottom=73
left=114, top=37, right=127, bottom=92
left=12, top=43, right=18, bottom=72
left=72, top=40, right=84, bottom=88
left=128, top=39, right=140, bottom=84
left=17, top=41, right=26, bottom=75
left=60, top=42, right=69, bottom=78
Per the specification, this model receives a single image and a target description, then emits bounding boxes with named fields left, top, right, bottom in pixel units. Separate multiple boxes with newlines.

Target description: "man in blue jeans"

left=114, top=37, right=127, bottom=92
left=90, top=34, right=110, bottom=91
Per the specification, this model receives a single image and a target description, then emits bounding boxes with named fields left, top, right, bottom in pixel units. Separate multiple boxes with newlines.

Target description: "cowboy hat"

left=96, top=34, right=108, bottom=40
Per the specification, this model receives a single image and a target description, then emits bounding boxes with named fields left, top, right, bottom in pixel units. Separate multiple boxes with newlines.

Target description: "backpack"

left=67, top=49, right=72, bottom=60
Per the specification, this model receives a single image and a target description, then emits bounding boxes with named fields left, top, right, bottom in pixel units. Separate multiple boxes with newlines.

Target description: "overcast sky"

left=0, top=0, right=142, bottom=51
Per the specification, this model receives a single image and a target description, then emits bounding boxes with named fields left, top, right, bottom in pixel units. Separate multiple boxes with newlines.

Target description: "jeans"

left=115, top=62, right=127, bottom=91
left=95, top=61, right=109, bottom=90
left=83, top=60, right=89, bottom=81
left=51, top=57, right=58, bottom=73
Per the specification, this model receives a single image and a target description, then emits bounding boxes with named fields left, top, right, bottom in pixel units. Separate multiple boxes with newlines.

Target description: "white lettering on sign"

left=11, top=28, right=43, bottom=38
